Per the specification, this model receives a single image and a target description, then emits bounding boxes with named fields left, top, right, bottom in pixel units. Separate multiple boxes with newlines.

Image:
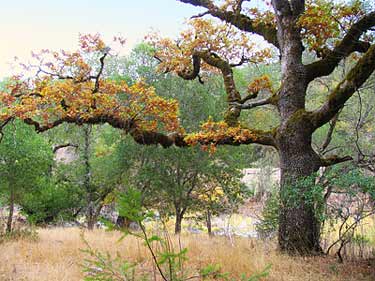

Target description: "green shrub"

left=256, top=190, right=279, bottom=239
left=20, top=178, right=83, bottom=225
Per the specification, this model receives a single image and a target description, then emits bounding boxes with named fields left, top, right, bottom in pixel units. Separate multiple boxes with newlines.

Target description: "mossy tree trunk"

left=272, top=1, right=322, bottom=254
left=276, top=124, right=322, bottom=254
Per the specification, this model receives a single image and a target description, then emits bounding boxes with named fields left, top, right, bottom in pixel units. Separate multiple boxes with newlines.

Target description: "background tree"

left=0, top=120, right=53, bottom=232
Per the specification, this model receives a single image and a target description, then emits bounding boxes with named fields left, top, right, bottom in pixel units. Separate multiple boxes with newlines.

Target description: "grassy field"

left=0, top=227, right=374, bottom=281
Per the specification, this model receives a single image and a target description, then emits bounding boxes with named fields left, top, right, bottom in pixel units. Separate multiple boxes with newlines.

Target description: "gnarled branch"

left=23, top=114, right=276, bottom=148
left=177, top=54, right=201, bottom=80
left=312, top=44, right=375, bottom=129
left=178, top=0, right=279, bottom=48
left=306, top=11, right=375, bottom=82
left=230, top=96, right=274, bottom=110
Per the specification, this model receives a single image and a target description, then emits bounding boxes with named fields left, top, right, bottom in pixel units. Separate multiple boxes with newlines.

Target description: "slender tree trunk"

left=116, top=215, right=132, bottom=229
left=87, top=203, right=104, bottom=230
left=86, top=203, right=96, bottom=230
left=6, top=188, right=15, bottom=233
left=206, top=209, right=212, bottom=237
left=174, top=209, right=183, bottom=234
left=83, top=125, right=95, bottom=231
left=175, top=214, right=183, bottom=234
left=87, top=217, right=96, bottom=230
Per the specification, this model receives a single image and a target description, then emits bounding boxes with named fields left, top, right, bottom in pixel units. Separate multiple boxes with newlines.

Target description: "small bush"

left=256, top=191, right=279, bottom=239
left=20, top=178, right=83, bottom=225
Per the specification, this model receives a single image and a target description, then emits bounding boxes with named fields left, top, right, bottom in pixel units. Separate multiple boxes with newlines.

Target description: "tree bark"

left=6, top=188, right=15, bottom=233
left=175, top=211, right=183, bottom=234
left=87, top=217, right=96, bottom=230
left=86, top=203, right=96, bottom=231
left=83, top=125, right=95, bottom=231
left=270, top=0, right=324, bottom=255
left=276, top=123, right=323, bottom=254
left=116, top=215, right=132, bottom=229
left=206, top=209, right=212, bottom=237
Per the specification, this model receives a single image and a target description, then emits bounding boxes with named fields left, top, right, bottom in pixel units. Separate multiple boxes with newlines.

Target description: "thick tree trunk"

left=6, top=189, right=15, bottom=233
left=206, top=209, right=212, bottom=237
left=271, top=2, right=324, bottom=254
left=277, top=127, right=323, bottom=255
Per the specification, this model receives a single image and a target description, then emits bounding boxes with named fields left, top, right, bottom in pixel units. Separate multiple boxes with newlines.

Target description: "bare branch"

left=92, top=51, right=109, bottom=94
left=321, top=155, right=353, bottom=167
left=190, top=11, right=210, bottom=19
left=320, top=110, right=341, bottom=154
left=230, top=96, right=273, bottom=110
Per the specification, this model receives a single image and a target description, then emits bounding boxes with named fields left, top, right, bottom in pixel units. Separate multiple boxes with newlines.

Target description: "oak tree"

left=0, top=1, right=374, bottom=254
left=148, top=0, right=375, bottom=255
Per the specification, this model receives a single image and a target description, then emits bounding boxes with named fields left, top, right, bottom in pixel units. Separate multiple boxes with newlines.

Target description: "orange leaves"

left=298, top=0, right=366, bottom=53
left=185, top=118, right=258, bottom=153
left=79, top=34, right=107, bottom=53
left=0, top=93, right=16, bottom=106
left=0, top=35, right=182, bottom=136
left=245, top=7, right=276, bottom=28
left=147, top=18, right=272, bottom=75
left=247, top=75, right=273, bottom=94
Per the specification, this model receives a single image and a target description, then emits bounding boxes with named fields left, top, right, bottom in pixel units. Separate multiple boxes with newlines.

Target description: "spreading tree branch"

left=22, top=115, right=276, bottom=148
left=312, top=44, right=375, bottom=129
left=306, top=11, right=375, bottom=82
left=178, top=0, right=279, bottom=47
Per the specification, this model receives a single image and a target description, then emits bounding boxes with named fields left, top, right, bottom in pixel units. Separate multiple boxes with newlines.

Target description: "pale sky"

left=0, top=0, right=203, bottom=78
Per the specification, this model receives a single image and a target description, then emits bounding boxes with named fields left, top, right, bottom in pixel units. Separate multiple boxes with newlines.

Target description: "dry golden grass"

left=0, top=227, right=374, bottom=281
